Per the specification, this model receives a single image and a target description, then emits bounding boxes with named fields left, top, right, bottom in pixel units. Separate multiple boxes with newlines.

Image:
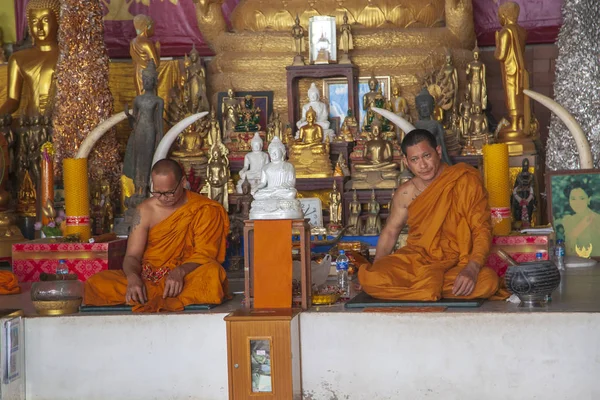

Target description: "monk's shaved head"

left=401, top=129, right=438, bottom=155
left=151, top=159, right=183, bottom=181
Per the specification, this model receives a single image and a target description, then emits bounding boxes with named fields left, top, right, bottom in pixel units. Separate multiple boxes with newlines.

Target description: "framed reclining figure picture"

left=547, top=169, right=600, bottom=259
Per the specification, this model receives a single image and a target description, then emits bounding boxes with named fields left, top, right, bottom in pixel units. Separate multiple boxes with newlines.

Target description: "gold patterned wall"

left=196, top=0, right=476, bottom=126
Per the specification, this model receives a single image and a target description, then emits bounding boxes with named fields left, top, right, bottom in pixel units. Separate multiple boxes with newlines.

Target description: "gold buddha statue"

left=130, top=14, right=160, bottom=96
left=352, top=119, right=400, bottom=189
left=494, top=1, right=534, bottom=154
left=0, top=0, right=60, bottom=117
left=288, top=107, right=333, bottom=178
left=17, top=171, right=36, bottom=217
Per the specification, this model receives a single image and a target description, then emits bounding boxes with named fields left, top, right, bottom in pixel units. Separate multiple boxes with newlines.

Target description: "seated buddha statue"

left=296, top=83, right=335, bottom=142
left=288, top=107, right=333, bottom=178
left=351, top=119, right=400, bottom=189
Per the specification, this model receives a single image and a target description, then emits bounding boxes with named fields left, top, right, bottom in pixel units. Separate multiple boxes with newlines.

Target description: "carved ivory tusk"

left=152, top=112, right=208, bottom=166
left=76, top=111, right=127, bottom=159
left=524, top=89, right=593, bottom=169
left=371, top=107, right=416, bottom=134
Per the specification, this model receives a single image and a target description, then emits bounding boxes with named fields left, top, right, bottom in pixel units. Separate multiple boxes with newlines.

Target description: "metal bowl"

left=504, top=261, right=561, bottom=307
left=31, top=280, right=83, bottom=315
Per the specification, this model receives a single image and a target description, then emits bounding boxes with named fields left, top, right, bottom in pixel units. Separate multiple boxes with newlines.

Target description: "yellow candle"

left=63, top=158, right=91, bottom=241
left=482, top=144, right=511, bottom=235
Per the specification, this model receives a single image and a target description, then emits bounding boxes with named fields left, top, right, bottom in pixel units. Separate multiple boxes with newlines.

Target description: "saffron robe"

left=84, top=191, right=229, bottom=312
left=359, top=163, right=505, bottom=301
left=0, top=271, right=20, bottom=295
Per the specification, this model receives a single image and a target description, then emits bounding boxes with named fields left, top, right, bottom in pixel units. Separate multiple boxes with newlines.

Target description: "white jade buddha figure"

left=236, top=132, right=270, bottom=193
left=296, top=83, right=335, bottom=142
left=249, top=137, right=304, bottom=220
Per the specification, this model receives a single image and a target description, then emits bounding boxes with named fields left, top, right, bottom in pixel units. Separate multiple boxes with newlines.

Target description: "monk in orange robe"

left=85, top=159, right=229, bottom=312
left=359, top=129, right=506, bottom=301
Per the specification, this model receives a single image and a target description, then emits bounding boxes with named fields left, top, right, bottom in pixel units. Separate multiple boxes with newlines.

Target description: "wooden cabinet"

left=225, top=309, right=302, bottom=400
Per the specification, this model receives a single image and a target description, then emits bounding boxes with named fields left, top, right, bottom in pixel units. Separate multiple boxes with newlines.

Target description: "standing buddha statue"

left=206, top=140, right=230, bottom=212
left=327, top=180, right=342, bottom=234
left=221, top=88, right=239, bottom=137
left=364, top=190, right=381, bottom=236
left=347, top=190, right=362, bottom=236
left=338, top=12, right=353, bottom=64
left=466, top=44, right=487, bottom=111
left=130, top=14, right=160, bottom=96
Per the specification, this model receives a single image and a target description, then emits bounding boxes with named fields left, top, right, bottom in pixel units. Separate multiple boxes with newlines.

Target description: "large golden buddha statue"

left=0, top=0, right=60, bottom=117
left=288, top=107, right=332, bottom=178
left=352, top=119, right=400, bottom=189
left=130, top=14, right=161, bottom=96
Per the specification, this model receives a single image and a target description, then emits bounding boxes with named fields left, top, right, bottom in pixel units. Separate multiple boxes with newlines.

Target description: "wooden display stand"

left=285, top=64, right=359, bottom=128
left=225, top=309, right=302, bottom=400
left=243, top=219, right=312, bottom=310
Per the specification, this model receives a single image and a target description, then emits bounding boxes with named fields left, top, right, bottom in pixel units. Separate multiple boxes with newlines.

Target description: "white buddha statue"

left=296, top=82, right=335, bottom=142
left=250, top=137, right=304, bottom=220
left=236, top=132, right=270, bottom=193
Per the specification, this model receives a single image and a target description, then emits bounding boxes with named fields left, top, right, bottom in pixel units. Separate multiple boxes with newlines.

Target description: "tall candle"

left=482, top=144, right=511, bottom=235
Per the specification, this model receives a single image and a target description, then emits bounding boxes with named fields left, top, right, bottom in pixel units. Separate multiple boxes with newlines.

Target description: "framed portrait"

left=216, top=91, right=274, bottom=132
left=546, top=169, right=600, bottom=259
left=309, top=16, right=337, bottom=64
left=323, top=76, right=391, bottom=129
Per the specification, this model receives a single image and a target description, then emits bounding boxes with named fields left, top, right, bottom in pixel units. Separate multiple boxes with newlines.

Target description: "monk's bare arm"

left=374, top=185, right=410, bottom=261
left=122, top=204, right=150, bottom=279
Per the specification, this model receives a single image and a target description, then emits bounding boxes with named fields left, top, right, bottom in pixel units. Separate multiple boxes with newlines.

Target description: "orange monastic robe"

left=0, top=271, right=20, bottom=295
left=84, top=191, right=229, bottom=312
left=359, top=163, right=505, bottom=301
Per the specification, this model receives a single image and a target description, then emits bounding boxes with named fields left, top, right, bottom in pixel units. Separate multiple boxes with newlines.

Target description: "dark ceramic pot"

left=504, top=261, right=561, bottom=307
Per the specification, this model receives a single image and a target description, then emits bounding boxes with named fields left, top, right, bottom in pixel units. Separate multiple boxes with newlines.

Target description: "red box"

left=486, top=234, right=554, bottom=277
left=11, top=238, right=127, bottom=282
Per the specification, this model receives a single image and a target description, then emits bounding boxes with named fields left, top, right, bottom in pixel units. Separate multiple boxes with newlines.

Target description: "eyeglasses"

left=149, top=179, right=182, bottom=198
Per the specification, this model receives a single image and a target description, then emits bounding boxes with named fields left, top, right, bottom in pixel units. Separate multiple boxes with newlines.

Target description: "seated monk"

left=84, top=159, right=229, bottom=312
left=358, top=129, right=507, bottom=300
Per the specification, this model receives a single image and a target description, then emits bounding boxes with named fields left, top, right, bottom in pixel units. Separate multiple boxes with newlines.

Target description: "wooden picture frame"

left=546, top=169, right=600, bottom=259
left=216, top=91, right=274, bottom=132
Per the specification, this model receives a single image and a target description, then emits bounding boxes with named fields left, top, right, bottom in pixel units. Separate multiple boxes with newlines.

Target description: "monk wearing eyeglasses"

left=84, top=159, right=230, bottom=312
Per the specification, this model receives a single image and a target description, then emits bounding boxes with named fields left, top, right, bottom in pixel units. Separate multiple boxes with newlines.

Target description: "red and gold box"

left=11, top=238, right=127, bottom=282
left=486, top=234, right=554, bottom=277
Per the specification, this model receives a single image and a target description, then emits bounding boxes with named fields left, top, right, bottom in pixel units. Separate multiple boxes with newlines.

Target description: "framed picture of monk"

left=546, top=169, right=600, bottom=259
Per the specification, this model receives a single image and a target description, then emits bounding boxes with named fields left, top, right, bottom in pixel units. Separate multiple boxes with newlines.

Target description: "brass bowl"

left=312, top=293, right=340, bottom=305
left=32, top=298, right=82, bottom=315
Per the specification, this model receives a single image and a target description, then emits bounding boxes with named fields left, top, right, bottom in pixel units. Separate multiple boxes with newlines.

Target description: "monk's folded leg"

left=442, top=266, right=499, bottom=299
left=358, top=253, right=449, bottom=301
left=177, top=261, right=229, bottom=306
left=84, top=270, right=129, bottom=306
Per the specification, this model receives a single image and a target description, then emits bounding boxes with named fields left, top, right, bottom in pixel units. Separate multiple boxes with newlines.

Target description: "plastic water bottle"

left=336, top=250, right=349, bottom=298
left=535, top=252, right=543, bottom=261
left=56, top=259, right=68, bottom=275
left=555, top=239, right=566, bottom=271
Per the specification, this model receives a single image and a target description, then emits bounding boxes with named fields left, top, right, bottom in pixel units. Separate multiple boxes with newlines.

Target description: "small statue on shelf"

left=511, top=158, right=536, bottom=228
left=221, top=88, right=239, bottom=136
left=266, top=111, right=282, bottom=143
left=237, top=132, right=270, bottom=193
left=347, top=190, right=362, bottom=236
left=364, top=190, right=381, bottom=236
left=333, top=153, right=350, bottom=177
left=17, top=171, right=36, bottom=217
left=414, top=88, right=452, bottom=165
left=206, top=140, right=230, bottom=212
left=327, top=180, right=343, bottom=234
left=389, top=81, right=411, bottom=141
left=362, top=74, right=390, bottom=132
left=183, top=45, right=209, bottom=112
left=206, top=108, right=222, bottom=148
left=291, top=14, right=305, bottom=66
left=249, top=137, right=303, bottom=220
left=296, top=83, right=335, bottom=142
left=468, top=102, right=492, bottom=151
left=466, top=44, right=487, bottom=111
left=341, top=109, right=358, bottom=141
left=289, top=107, right=332, bottom=178
left=235, top=95, right=261, bottom=132
left=338, top=12, right=353, bottom=64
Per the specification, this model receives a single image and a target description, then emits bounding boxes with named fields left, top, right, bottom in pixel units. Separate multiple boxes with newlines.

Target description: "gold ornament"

left=288, top=107, right=333, bottom=178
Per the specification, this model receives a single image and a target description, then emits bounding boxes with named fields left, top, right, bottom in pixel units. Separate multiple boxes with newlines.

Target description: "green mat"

left=344, top=292, right=484, bottom=309
left=80, top=303, right=219, bottom=312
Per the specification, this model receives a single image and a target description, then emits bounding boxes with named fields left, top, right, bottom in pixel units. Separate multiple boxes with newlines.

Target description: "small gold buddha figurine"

left=17, top=171, right=36, bottom=217
left=346, top=190, right=363, bottom=236
left=466, top=44, right=487, bottom=111
left=221, top=88, right=239, bottom=136
left=351, top=119, right=400, bottom=189
left=495, top=1, right=534, bottom=154
left=338, top=12, right=354, bottom=64
left=266, top=111, right=282, bottom=143
left=288, top=107, right=333, bottom=178
left=327, top=181, right=343, bottom=234
left=468, top=102, right=492, bottom=153
left=439, top=50, right=459, bottom=117
left=0, top=0, right=60, bottom=117
left=291, top=14, right=305, bottom=66
left=341, top=109, right=358, bottom=141
left=206, top=140, right=230, bottom=212
left=205, top=108, right=222, bottom=148
left=131, top=14, right=160, bottom=96
left=364, top=190, right=382, bottom=236
left=183, top=45, right=209, bottom=112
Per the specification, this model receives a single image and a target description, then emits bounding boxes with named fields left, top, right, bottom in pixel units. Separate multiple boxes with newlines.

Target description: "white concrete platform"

left=1, top=268, right=600, bottom=400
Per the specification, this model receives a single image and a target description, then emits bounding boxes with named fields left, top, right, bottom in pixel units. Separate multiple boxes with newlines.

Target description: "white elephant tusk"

left=371, top=107, right=416, bottom=134
left=76, top=111, right=127, bottom=159
left=152, top=112, right=208, bottom=166
left=524, top=89, right=593, bottom=169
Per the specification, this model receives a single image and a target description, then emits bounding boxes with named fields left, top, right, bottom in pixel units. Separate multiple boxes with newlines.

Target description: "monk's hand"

left=452, top=261, right=480, bottom=297
left=163, top=267, right=186, bottom=299
left=126, top=274, right=147, bottom=304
